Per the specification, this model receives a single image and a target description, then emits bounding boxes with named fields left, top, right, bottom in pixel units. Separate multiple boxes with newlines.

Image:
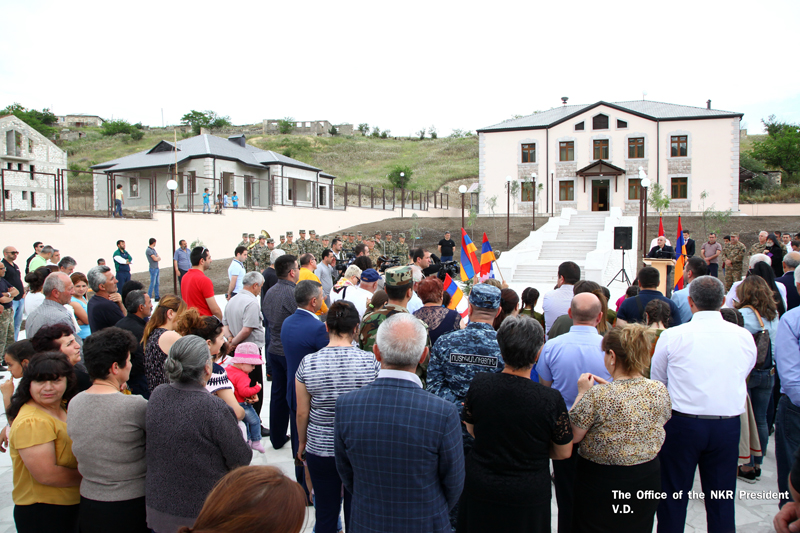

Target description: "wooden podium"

left=643, top=258, right=676, bottom=296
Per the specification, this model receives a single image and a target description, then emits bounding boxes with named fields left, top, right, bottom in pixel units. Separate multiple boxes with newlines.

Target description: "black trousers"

left=15, top=503, right=79, bottom=533
left=268, top=352, right=290, bottom=449
left=552, top=444, right=580, bottom=533
left=79, top=496, right=147, bottom=533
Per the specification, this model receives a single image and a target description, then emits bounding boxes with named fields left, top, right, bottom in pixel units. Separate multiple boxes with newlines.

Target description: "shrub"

left=130, top=130, right=144, bottom=141
left=388, top=165, right=412, bottom=189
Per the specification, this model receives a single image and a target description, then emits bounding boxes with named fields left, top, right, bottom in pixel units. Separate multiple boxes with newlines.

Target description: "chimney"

left=706, top=99, right=711, bottom=109
left=227, top=134, right=246, bottom=147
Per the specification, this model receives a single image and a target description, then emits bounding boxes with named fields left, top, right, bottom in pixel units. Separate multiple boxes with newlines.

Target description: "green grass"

left=61, top=130, right=478, bottom=193
left=740, top=184, right=800, bottom=203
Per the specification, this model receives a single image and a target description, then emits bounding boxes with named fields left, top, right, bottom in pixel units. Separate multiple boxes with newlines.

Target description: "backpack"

left=743, top=305, right=772, bottom=371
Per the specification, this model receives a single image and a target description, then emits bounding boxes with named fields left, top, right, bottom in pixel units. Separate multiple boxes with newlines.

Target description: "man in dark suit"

left=281, top=279, right=329, bottom=497
left=648, top=235, right=676, bottom=259
left=335, top=313, right=465, bottom=533
left=683, top=229, right=696, bottom=257
left=777, top=251, right=800, bottom=311
left=115, top=290, right=152, bottom=398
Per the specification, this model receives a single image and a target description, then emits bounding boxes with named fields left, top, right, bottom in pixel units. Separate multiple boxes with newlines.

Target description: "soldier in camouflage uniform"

left=394, top=233, right=409, bottom=263
left=252, top=235, right=267, bottom=271
left=305, top=230, right=323, bottom=260
left=348, top=232, right=356, bottom=250
left=373, top=230, right=385, bottom=256
left=722, top=232, right=747, bottom=291
left=260, top=238, right=276, bottom=268
left=238, top=232, right=249, bottom=250
left=384, top=231, right=396, bottom=257
left=358, top=265, right=430, bottom=385
left=277, top=235, right=286, bottom=249
left=321, top=235, right=330, bottom=252
left=427, top=283, right=503, bottom=527
left=749, top=231, right=769, bottom=257
left=282, top=231, right=299, bottom=257
left=296, top=230, right=307, bottom=255
left=244, top=234, right=257, bottom=272
left=356, top=231, right=363, bottom=247
left=367, top=237, right=382, bottom=266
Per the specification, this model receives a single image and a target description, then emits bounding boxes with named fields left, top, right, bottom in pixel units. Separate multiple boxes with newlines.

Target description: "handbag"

left=743, top=305, right=771, bottom=371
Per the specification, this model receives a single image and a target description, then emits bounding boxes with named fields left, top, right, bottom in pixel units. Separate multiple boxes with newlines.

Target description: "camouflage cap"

left=258, top=234, right=266, bottom=240
left=248, top=233, right=255, bottom=238
left=399, top=233, right=406, bottom=238
left=357, top=231, right=363, bottom=236
left=242, top=232, right=248, bottom=236
left=469, top=284, right=501, bottom=309
left=299, top=229, right=306, bottom=234
left=310, top=230, right=316, bottom=235
left=286, top=231, right=293, bottom=236
left=384, top=265, right=413, bottom=287
left=374, top=230, right=382, bottom=236
left=335, top=234, right=341, bottom=239
left=322, top=235, right=329, bottom=240
left=386, top=231, right=393, bottom=235
left=730, top=232, right=739, bottom=237
left=280, top=235, right=285, bottom=239
left=267, top=238, right=274, bottom=243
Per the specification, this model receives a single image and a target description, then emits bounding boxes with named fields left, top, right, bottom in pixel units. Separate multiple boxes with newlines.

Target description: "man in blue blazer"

left=281, top=279, right=329, bottom=497
left=335, top=313, right=464, bottom=533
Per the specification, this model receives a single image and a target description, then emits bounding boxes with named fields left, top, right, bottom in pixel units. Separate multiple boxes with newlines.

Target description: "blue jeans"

left=148, top=268, right=160, bottom=299
left=776, top=395, right=800, bottom=507
left=114, top=199, right=122, bottom=217
left=203, top=202, right=210, bottom=213
left=240, top=403, right=262, bottom=442
left=441, top=255, right=453, bottom=262
left=11, top=299, right=24, bottom=340
left=746, top=369, right=775, bottom=466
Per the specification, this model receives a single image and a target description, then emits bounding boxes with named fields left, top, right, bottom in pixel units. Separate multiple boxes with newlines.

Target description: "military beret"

left=384, top=266, right=413, bottom=287
left=360, top=268, right=381, bottom=282
left=267, top=238, right=274, bottom=243
left=469, top=284, right=501, bottom=309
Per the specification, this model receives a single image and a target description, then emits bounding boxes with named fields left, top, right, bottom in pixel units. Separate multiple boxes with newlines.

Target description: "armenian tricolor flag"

left=479, top=233, right=496, bottom=278
left=460, top=228, right=479, bottom=282
left=444, top=274, right=469, bottom=318
left=658, top=216, right=665, bottom=237
left=674, top=216, right=687, bottom=291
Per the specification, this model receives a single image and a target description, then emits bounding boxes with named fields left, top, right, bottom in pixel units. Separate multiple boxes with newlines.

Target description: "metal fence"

left=0, top=169, right=62, bottom=222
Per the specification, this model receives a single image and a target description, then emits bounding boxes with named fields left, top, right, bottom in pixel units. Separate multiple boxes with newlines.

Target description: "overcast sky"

left=2, top=0, right=798, bottom=136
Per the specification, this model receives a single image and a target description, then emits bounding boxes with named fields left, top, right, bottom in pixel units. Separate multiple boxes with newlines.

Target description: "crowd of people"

left=1, top=224, right=800, bottom=533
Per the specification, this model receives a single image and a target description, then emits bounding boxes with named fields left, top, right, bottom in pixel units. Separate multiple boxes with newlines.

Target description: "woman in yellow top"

left=8, top=351, right=81, bottom=533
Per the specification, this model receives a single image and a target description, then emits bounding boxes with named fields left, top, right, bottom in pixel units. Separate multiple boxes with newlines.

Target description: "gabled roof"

left=576, top=160, right=626, bottom=176
left=477, top=100, right=744, bottom=133
left=91, top=134, right=321, bottom=174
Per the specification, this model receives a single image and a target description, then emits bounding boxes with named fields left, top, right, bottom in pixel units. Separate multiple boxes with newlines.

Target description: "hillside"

left=62, top=129, right=479, bottom=193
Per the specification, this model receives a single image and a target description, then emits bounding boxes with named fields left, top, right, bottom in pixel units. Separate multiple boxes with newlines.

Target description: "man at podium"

left=647, top=236, right=676, bottom=260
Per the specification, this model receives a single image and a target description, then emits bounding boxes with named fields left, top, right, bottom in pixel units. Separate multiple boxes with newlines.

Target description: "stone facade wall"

left=556, top=162, right=577, bottom=179
left=1, top=116, right=68, bottom=211
left=262, top=119, right=354, bottom=137
left=57, top=115, right=104, bottom=128
left=667, top=158, right=692, bottom=174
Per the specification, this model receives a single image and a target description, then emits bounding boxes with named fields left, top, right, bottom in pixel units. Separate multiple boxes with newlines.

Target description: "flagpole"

left=492, top=260, right=505, bottom=283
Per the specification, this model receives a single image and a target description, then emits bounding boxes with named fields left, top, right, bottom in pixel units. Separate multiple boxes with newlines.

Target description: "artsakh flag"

left=444, top=274, right=469, bottom=318
left=479, top=233, right=496, bottom=278
left=658, top=216, right=665, bottom=237
left=674, top=216, right=687, bottom=291
left=460, top=228, right=479, bottom=282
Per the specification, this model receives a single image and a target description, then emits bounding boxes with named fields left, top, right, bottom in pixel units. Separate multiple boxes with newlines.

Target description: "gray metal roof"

left=478, top=100, right=743, bottom=132
left=91, top=134, right=321, bottom=173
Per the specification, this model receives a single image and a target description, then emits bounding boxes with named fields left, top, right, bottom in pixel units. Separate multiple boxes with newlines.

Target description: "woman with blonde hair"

left=143, top=294, right=187, bottom=393
left=569, top=324, right=671, bottom=532
left=734, top=275, right=780, bottom=482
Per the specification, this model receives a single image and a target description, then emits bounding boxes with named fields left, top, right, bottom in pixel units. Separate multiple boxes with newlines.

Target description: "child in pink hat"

left=226, top=343, right=265, bottom=453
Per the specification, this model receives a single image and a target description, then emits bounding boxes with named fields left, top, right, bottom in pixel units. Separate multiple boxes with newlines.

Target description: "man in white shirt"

left=651, top=275, right=756, bottom=533
left=410, top=248, right=431, bottom=283
left=227, top=246, right=248, bottom=300
left=343, top=268, right=380, bottom=318
left=542, top=261, right=580, bottom=339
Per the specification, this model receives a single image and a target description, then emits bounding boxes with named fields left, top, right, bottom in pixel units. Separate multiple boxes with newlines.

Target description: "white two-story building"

left=477, top=99, right=743, bottom=216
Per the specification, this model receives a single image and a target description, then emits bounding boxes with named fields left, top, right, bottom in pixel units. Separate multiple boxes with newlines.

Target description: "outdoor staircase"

left=511, top=212, right=609, bottom=284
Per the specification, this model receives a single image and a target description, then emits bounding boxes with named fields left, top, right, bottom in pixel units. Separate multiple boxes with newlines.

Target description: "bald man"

left=536, top=292, right=611, bottom=533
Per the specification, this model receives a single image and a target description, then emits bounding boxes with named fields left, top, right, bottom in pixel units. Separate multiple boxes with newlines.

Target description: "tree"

left=1, top=103, right=58, bottom=138
left=647, top=183, right=671, bottom=213
left=380, top=130, right=390, bottom=139
left=371, top=126, right=381, bottom=138
left=278, top=117, right=295, bottom=135
left=180, top=110, right=232, bottom=135
left=485, top=195, right=498, bottom=241
left=700, top=190, right=731, bottom=236
left=417, top=128, right=426, bottom=140
left=751, top=115, right=800, bottom=183
left=388, top=165, right=412, bottom=189
left=101, top=119, right=137, bottom=136
left=329, top=126, right=338, bottom=136
left=429, top=125, right=437, bottom=140
left=357, top=123, right=369, bottom=135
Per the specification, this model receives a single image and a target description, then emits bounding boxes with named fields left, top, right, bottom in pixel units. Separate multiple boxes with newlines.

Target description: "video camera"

left=436, top=261, right=461, bottom=281
left=377, top=255, right=403, bottom=273
left=334, top=252, right=356, bottom=273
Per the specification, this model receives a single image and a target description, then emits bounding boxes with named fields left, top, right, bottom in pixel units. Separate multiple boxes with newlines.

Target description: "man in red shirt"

left=180, top=247, right=223, bottom=319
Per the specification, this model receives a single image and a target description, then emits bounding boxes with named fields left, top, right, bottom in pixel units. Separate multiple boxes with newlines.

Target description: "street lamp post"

left=531, top=172, right=537, bottom=232
left=506, top=176, right=512, bottom=249
left=638, top=167, right=650, bottom=258
left=399, top=172, right=405, bottom=218
left=458, top=185, right=467, bottom=230
left=166, top=178, right=178, bottom=294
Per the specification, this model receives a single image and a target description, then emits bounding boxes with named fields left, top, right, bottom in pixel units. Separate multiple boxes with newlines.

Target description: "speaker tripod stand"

left=607, top=248, right=632, bottom=287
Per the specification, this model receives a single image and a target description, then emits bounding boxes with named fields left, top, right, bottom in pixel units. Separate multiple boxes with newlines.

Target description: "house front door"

left=592, top=179, right=609, bottom=211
